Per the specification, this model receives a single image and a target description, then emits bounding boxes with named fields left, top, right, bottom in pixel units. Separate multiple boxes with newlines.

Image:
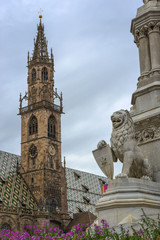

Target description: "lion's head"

left=111, top=109, right=131, bottom=129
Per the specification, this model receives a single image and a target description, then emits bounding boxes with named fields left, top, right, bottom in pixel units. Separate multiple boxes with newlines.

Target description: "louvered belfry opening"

left=29, top=115, right=38, bottom=135
left=48, top=115, right=56, bottom=139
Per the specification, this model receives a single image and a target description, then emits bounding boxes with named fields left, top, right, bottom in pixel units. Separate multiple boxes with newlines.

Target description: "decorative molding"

left=135, top=126, right=160, bottom=143
left=134, top=21, right=160, bottom=45
left=138, top=69, right=160, bottom=83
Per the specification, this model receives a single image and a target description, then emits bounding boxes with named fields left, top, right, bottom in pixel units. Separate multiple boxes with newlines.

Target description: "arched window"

left=42, top=67, right=48, bottom=82
left=46, top=198, right=58, bottom=213
left=50, top=156, right=54, bottom=168
left=32, top=158, right=35, bottom=165
left=1, top=223, right=11, bottom=230
left=29, top=115, right=38, bottom=135
left=48, top=115, right=56, bottom=139
left=31, top=68, right=36, bottom=84
left=31, top=177, right=34, bottom=183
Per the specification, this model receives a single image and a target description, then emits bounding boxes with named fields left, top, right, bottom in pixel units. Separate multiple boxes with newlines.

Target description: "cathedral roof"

left=65, top=167, right=107, bottom=217
left=0, top=151, right=36, bottom=210
left=0, top=150, right=107, bottom=216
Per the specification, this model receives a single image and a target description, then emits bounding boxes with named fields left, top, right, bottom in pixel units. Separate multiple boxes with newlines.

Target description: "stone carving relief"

left=143, top=0, right=160, bottom=4
left=97, top=140, right=107, bottom=149
left=93, top=109, right=153, bottom=180
left=135, top=126, right=160, bottom=144
left=93, top=141, right=114, bottom=179
left=134, top=21, right=160, bottom=45
left=138, top=69, right=160, bottom=85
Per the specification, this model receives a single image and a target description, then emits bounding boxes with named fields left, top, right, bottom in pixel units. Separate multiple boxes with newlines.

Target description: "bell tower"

left=19, top=15, right=68, bottom=215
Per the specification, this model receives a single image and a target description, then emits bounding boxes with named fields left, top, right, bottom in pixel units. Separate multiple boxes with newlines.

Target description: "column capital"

left=148, top=21, right=160, bottom=33
left=134, top=26, right=148, bottom=46
left=134, top=21, right=160, bottom=45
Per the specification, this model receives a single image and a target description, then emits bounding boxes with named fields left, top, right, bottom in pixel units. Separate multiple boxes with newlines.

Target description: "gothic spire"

left=31, top=16, right=49, bottom=62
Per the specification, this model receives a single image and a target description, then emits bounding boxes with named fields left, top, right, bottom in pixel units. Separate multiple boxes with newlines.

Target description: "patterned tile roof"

left=0, top=151, right=36, bottom=210
left=65, top=168, right=107, bottom=217
left=0, top=150, right=107, bottom=216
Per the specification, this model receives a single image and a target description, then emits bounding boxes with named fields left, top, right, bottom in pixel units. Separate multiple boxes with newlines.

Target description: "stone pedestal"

left=96, top=177, right=160, bottom=227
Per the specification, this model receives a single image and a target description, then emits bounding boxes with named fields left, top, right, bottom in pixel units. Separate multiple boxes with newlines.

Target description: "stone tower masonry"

left=18, top=16, right=68, bottom=215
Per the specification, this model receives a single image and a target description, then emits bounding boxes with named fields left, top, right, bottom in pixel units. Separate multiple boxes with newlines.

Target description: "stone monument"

left=93, top=0, right=160, bottom=227
left=131, top=0, right=160, bottom=183
left=93, top=110, right=153, bottom=180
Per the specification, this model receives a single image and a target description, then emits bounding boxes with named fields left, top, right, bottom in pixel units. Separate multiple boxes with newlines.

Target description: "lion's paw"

left=141, top=176, right=152, bottom=181
left=115, top=173, right=128, bottom=179
left=97, top=140, right=107, bottom=149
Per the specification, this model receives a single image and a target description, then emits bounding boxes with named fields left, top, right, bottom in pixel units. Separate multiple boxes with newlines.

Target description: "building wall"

left=0, top=151, right=107, bottom=219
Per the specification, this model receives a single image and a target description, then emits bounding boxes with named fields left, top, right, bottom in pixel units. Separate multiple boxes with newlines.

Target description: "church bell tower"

left=18, top=15, right=68, bottom=214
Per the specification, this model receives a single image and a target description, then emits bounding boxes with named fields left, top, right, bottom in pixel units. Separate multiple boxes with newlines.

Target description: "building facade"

left=0, top=16, right=107, bottom=231
left=0, top=150, right=107, bottom=230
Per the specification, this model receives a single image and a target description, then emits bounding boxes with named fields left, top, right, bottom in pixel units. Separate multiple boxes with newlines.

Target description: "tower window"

left=48, top=115, right=56, bottom=139
left=32, top=158, right=36, bottom=165
left=99, top=179, right=106, bottom=186
left=74, top=172, right=81, bottom=181
left=42, top=67, right=48, bottom=82
left=83, top=196, right=90, bottom=205
left=1, top=224, right=11, bottom=230
left=50, top=157, right=53, bottom=168
left=77, top=207, right=83, bottom=213
left=31, top=68, right=36, bottom=84
left=29, top=115, right=38, bottom=135
left=82, top=185, right=89, bottom=193
left=31, top=177, right=34, bottom=183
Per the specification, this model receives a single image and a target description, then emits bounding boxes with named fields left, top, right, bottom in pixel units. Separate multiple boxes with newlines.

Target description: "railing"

left=19, top=100, right=63, bottom=114
left=21, top=208, right=33, bottom=214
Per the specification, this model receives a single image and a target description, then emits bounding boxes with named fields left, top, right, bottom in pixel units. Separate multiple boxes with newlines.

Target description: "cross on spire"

left=38, top=8, right=43, bottom=19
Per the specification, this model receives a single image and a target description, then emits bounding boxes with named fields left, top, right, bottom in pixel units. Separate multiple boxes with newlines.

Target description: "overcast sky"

left=0, top=0, right=142, bottom=177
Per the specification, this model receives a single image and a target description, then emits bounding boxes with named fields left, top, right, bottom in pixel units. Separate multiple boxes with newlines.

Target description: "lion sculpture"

left=110, top=109, right=152, bottom=179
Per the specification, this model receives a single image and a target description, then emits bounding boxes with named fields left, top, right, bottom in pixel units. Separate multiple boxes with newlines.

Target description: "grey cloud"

left=0, top=0, right=140, bottom=177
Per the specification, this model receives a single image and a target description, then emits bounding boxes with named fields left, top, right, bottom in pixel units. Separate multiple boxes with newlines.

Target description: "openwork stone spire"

left=32, top=18, right=49, bottom=62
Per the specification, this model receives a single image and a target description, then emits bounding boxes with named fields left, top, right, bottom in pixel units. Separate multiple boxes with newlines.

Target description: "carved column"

left=138, top=27, right=151, bottom=75
left=148, top=22, right=160, bottom=70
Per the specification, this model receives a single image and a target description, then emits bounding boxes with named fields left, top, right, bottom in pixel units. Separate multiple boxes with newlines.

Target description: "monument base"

left=96, top=177, right=160, bottom=227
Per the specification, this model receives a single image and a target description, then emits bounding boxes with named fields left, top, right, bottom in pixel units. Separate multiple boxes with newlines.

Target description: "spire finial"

left=38, top=8, right=43, bottom=19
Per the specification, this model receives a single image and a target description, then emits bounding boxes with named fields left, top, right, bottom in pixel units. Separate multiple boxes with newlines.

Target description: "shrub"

left=0, top=210, right=160, bottom=239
